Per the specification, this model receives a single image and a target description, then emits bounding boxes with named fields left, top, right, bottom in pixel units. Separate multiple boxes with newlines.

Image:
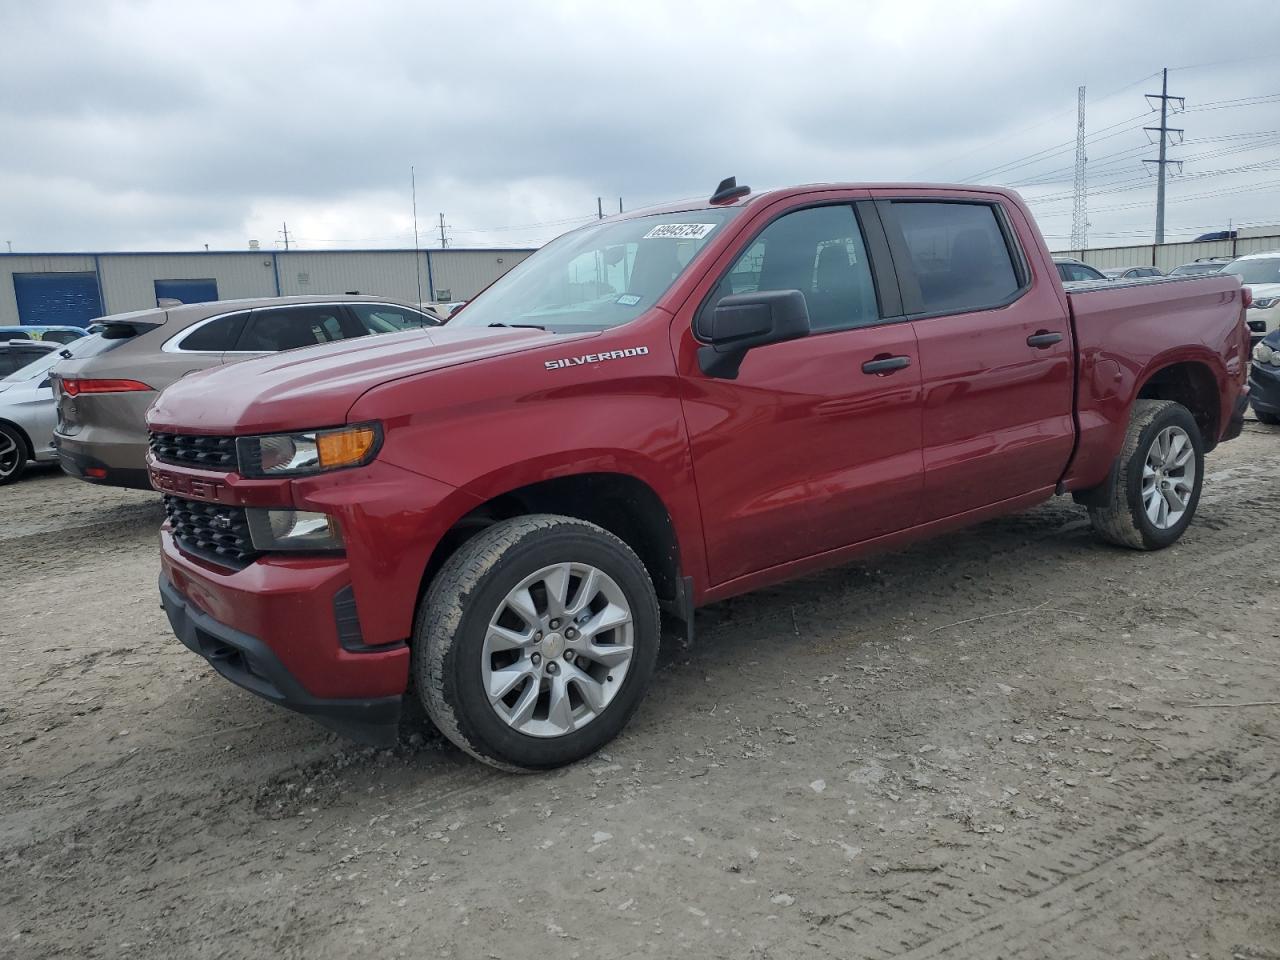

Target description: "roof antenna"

left=710, top=176, right=750, bottom=204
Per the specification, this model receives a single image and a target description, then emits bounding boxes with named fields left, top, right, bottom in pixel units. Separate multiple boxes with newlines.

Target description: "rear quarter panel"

left=1061, top=275, right=1247, bottom=490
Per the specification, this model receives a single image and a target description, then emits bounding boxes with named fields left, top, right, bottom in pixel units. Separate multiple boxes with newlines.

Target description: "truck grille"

left=149, top=431, right=238, bottom=469
left=163, top=495, right=258, bottom=568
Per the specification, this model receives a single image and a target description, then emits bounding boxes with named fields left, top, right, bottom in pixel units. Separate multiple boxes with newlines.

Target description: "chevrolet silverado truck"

left=145, top=178, right=1250, bottom=770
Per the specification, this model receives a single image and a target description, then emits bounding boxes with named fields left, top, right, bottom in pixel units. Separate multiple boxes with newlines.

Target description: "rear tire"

left=0, top=424, right=29, bottom=485
left=1255, top=408, right=1280, bottom=426
left=413, top=514, right=660, bottom=771
left=1088, top=399, right=1203, bottom=550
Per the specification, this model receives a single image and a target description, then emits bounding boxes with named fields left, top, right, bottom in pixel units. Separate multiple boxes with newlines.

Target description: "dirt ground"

left=2, top=420, right=1278, bottom=960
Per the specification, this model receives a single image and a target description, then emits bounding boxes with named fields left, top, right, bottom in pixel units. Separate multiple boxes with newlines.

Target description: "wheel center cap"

left=540, top=633, right=565, bottom=658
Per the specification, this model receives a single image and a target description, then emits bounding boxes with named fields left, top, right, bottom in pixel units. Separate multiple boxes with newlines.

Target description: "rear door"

left=873, top=194, right=1074, bottom=520
left=676, top=196, right=925, bottom=585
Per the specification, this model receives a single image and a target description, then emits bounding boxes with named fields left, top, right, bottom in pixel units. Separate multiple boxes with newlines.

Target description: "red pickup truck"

left=146, top=179, right=1250, bottom=770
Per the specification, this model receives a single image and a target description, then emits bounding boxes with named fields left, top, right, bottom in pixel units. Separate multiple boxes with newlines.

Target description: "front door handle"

left=1027, top=331, right=1064, bottom=349
left=861, top=355, right=912, bottom=375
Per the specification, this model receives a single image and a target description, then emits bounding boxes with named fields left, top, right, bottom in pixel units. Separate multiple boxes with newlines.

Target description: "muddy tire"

left=1255, top=407, right=1280, bottom=426
left=1088, top=399, right=1204, bottom=550
left=413, top=514, right=660, bottom=771
left=0, top=424, right=29, bottom=486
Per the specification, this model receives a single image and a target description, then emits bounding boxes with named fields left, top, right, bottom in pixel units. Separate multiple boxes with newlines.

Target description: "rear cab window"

left=881, top=200, right=1026, bottom=316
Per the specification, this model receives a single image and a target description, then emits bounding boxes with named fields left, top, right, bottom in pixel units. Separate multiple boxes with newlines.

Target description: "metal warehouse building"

left=0, top=247, right=535, bottom=327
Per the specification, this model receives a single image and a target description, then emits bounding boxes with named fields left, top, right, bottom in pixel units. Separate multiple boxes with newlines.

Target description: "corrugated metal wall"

left=0, top=248, right=535, bottom=324
left=98, top=253, right=278, bottom=311
left=1055, top=235, right=1280, bottom=272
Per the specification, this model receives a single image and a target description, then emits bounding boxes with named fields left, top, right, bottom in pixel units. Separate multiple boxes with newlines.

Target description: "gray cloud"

left=2, top=0, right=1278, bottom=253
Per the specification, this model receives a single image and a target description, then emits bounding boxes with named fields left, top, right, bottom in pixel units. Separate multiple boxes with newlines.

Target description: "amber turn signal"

left=317, top=425, right=378, bottom=469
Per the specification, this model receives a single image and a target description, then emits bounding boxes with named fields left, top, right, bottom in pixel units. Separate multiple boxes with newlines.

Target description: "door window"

left=711, top=205, right=880, bottom=332
left=176, top=312, right=250, bottom=352
left=348, top=303, right=438, bottom=333
left=234, top=306, right=350, bottom=352
left=887, top=202, right=1022, bottom=315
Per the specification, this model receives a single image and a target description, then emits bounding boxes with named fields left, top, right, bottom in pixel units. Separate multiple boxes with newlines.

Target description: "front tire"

left=0, top=424, right=29, bottom=486
left=1254, top=407, right=1280, bottom=426
left=413, top=514, right=660, bottom=771
left=1088, top=399, right=1204, bottom=550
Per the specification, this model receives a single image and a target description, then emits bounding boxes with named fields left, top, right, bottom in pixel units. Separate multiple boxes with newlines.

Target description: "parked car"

left=420, top=301, right=467, bottom=322
left=0, top=335, right=108, bottom=484
left=51, top=295, right=441, bottom=489
left=1168, top=258, right=1232, bottom=277
left=145, top=179, right=1248, bottom=769
left=1248, top=330, right=1280, bottom=425
left=0, top=324, right=90, bottom=344
left=1220, top=251, right=1280, bottom=344
left=0, top=338, right=59, bottom=378
left=1052, top=256, right=1108, bottom=282
left=1102, top=266, right=1164, bottom=280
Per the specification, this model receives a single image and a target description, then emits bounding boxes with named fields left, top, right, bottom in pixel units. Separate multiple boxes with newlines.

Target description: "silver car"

left=0, top=335, right=106, bottom=484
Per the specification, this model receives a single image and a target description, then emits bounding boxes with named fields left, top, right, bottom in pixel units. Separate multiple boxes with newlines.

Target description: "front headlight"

left=1252, top=297, right=1280, bottom=310
left=236, top=423, right=380, bottom=477
left=245, top=508, right=344, bottom=551
left=1254, top=341, right=1278, bottom=365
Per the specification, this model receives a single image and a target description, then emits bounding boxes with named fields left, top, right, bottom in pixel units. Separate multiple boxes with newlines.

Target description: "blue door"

left=13, top=273, right=103, bottom=327
left=154, top=278, right=218, bottom=306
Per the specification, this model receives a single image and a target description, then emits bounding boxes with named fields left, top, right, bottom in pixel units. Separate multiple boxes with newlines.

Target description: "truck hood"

left=147, top=325, right=591, bottom=435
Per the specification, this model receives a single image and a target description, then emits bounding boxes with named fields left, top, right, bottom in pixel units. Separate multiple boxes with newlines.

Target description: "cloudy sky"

left=2, top=0, right=1278, bottom=254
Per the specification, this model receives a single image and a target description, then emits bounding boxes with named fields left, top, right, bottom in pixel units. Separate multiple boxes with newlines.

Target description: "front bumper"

left=160, top=529, right=410, bottom=745
left=1247, top=304, right=1279, bottom=343
left=1249, top=362, right=1280, bottom=416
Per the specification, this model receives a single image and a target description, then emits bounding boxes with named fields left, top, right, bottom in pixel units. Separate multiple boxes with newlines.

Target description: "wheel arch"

left=0, top=418, right=34, bottom=459
left=418, top=469, right=694, bottom=633
left=1133, top=357, right=1222, bottom=450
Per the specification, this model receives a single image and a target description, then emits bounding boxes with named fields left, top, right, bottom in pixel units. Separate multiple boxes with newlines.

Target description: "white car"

left=1221, top=251, right=1280, bottom=343
left=0, top=335, right=103, bottom=483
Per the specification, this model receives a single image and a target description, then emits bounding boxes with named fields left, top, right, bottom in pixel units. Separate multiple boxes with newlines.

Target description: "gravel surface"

left=2, top=422, right=1278, bottom=960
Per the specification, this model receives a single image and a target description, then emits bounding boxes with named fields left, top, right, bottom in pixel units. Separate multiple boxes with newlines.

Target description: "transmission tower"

left=1143, top=67, right=1185, bottom=244
left=1070, top=85, right=1088, bottom=252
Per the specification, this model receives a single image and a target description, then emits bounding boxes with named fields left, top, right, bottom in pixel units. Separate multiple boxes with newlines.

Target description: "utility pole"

left=1070, top=85, right=1088, bottom=253
left=1143, top=67, right=1185, bottom=245
left=279, top=221, right=292, bottom=250
left=438, top=212, right=449, bottom=248
left=411, top=166, right=423, bottom=306
left=618, top=198, right=623, bottom=214
left=4, top=241, right=11, bottom=254
left=597, top=197, right=604, bottom=220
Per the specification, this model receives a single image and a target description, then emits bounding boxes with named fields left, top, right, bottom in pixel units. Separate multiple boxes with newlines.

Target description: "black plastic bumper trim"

left=159, top=574, right=401, bottom=746
left=58, top=448, right=152, bottom=490
left=1222, top=390, right=1250, bottom=442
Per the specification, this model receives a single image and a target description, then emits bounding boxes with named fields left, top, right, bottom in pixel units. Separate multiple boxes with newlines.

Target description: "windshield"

left=1, top=333, right=105, bottom=383
left=450, top=208, right=742, bottom=333
left=1170, top=263, right=1223, bottom=275
left=1222, top=257, right=1280, bottom=285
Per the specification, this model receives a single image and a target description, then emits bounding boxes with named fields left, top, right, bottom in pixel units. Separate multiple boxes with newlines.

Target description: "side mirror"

left=696, top=290, right=810, bottom=379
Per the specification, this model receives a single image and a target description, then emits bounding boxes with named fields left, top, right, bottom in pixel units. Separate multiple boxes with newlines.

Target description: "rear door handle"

left=861, top=355, right=912, bottom=375
left=1026, top=331, right=1063, bottom=348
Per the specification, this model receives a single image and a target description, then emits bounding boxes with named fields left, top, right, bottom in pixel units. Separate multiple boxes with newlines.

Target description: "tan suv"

left=52, top=295, right=439, bottom=489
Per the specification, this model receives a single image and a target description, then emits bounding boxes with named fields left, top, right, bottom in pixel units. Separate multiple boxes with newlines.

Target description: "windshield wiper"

left=488, top=322, right=548, bottom=331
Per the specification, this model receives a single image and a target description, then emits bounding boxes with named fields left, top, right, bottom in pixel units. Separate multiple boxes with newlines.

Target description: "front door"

left=873, top=195, right=1075, bottom=520
left=675, top=200, right=925, bottom=586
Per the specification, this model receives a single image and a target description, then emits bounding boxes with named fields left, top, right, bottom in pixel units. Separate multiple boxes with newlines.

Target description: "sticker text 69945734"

left=642, top=223, right=718, bottom=240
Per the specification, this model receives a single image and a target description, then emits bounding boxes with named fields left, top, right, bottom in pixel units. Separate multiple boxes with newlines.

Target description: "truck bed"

left=1060, top=273, right=1248, bottom=492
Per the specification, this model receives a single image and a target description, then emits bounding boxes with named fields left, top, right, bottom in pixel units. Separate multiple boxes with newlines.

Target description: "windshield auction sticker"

left=643, top=223, right=718, bottom=240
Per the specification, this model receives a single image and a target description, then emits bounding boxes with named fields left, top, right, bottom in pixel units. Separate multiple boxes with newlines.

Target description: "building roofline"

left=0, top=247, right=537, bottom=258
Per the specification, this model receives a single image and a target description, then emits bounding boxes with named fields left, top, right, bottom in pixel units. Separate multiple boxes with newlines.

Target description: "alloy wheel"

left=1142, top=424, right=1195, bottom=529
